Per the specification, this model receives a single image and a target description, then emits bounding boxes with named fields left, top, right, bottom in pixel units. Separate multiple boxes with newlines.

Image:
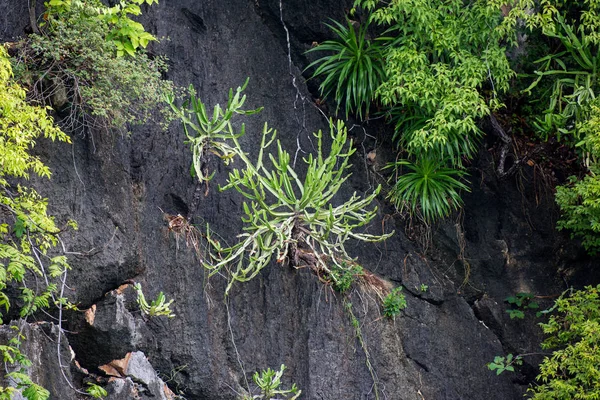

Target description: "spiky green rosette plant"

left=170, top=82, right=393, bottom=293
left=306, top=19, right=387, bottom=119
left=387, top=157, right=469, bottom=222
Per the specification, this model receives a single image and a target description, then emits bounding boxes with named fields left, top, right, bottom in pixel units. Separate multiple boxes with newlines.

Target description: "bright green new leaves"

left=556, top=167, right=600, bottom=254
left=173, top=83, right=393, bottom=294
left=382, top=287, right=407, bottom=319
left=306, top=19, right=387, bottom=119
left=354, top=0, right=514, bottom=163
left=387, top=157, right=469, bottom=222
left=310, top=0, right=514, bottom=222
left=528, top=285, right=600, bottom=399
left=0, top=45, right=71, bottom=397
left=487, top=354, right=523, bottom=375
left=44, top=0, right=158, bottom=57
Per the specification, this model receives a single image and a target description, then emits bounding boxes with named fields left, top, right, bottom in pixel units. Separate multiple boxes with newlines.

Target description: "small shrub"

left=556, top=169, right=600, bottom=255
left=487, top=354, right=522, bottom=375
left=382, top=287, right=407, bottom=319
left=505, top=292, right=539, bottom=319
left=244, top=365, right=300, bottom=400
left=13, top=0, right=173, bottom=132
left=528, top=285, right=600, bottom=399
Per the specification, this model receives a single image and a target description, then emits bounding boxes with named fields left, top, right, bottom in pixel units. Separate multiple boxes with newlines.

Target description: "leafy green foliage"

left=243, top=365, right=300, bottom=400
left=44, top=0, right=158, bottom=57
left=85, top=383, right=107, bottom=399
left=505, top=292, right=539, bottom=319
left=133, top=283, right=175, bottom=318
left=172, top=82, right=393, bottom=294
left=14, top=0, right=173, bottom=132
left=355, top=0, right=513, bottom=164
left=487, top=354, right=523, bottom=375
left=520, top=8, right=600, bottom=143
left=309, top=1, right=516, bottom=223
left=167, top=79, right=263, bottom=183
left=0, top=46, right=77, bottom=397
left=555, top=168, right=600, bottom=254
left=306, top=19, right=387, bottom=119
left=387, top=157, right=469, bottom=222
left=382, top=287, right=407, bottom=319
left=325, top=262, right=364, bottom=293
left=528, top=285, right=600, bottom=399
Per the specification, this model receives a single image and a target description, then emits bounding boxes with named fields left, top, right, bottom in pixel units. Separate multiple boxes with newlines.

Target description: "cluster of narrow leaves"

left=133, top=283, right=175, bottom=318
left=172, top=82, right=393, bottom=294
left=307, top=0, right=516, bottom=222
left=528, top=285, right=600, bottom=399
left=386, top=157, right=469, bottom=222
left=167, top=78, right=263, bottom=184
left=306, top=19, right=387, bottom=120
left=242, top=365, right=300, bottom=400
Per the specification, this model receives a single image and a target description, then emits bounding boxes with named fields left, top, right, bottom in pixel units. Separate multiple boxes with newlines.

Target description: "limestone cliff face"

left=0, top=1, right=591, bottom=399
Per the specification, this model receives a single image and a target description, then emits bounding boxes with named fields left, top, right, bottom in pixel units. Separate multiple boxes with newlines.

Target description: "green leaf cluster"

left=382, top=287, right=407, bottom=319
left=133, top=283, right=175, bottom=318
left=505, top=292, right=539, bottom=319
left=386, top=157, right=469, bottom=222
left=528, top=285, right=600, bottom=399
left=1, top=45, right=74, bottom=398
left=487, top=354, right=523, bottom=375
left=308, top=0, right=516, bottom=222
left=167, top=79, right=263, bottom=183
left=14, top=0, right=173, bottom=132
left=306, top=19, right=387, bottom=119
left=172, top=82, right=393, bottom=294
left=44, top=0, right=158, bottom=57
left=556, top=167, right=600, bottom=254
left=243, top=365, right=301, bottom=400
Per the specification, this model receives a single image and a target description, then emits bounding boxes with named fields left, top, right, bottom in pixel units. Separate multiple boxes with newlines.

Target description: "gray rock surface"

left=0, top=1, right=595, bottom=399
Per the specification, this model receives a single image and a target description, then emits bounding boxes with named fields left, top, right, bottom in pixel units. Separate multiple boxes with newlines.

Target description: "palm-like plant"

left=306, top=19, right=387, bottom=119
left=387, top=157, right=470, bottom=222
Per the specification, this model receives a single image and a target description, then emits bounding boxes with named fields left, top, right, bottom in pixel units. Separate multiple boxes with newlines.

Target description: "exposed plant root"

left=164, top=213, right=203, bottom=261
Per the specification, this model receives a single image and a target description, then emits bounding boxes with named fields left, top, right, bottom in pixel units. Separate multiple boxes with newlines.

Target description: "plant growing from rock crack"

left=171, top=82, right=393, bottom=294
left=382, top=287, right=407, bottom=319
left=487, top=353, right=523, bottom=375
left=242, top=364, right=300, bottom=400
left=134, top=283, right=175, bottom=318
left=505, top=292, right=539, bottom=320
left=386, top=156, right=470, bottom=222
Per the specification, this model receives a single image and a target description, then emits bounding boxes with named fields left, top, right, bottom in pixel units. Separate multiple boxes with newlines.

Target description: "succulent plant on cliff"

left=171, top=82, right=393, bottom=294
